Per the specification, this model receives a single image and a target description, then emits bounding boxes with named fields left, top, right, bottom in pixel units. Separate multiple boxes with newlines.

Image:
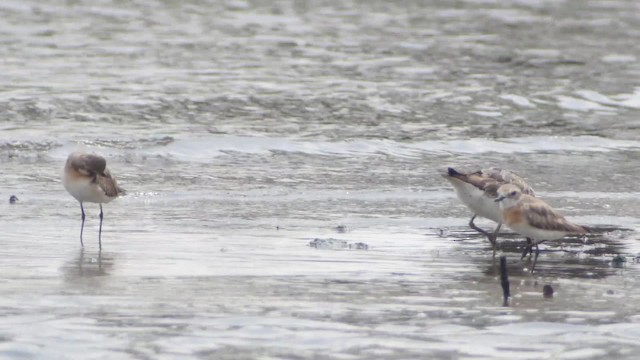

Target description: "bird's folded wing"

left=522, top=201, right=586, bottom=233
left=97, top=169, right=123, bottom=197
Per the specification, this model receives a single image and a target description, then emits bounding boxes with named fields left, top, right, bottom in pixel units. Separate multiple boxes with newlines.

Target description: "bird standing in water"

left=495, top=184, right=588, bottom=272
left=63, top=152, right=125, bottom=249
left=442, top=167, right=535, bottom=255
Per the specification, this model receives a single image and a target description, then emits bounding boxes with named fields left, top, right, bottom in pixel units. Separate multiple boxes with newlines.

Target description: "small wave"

left=0, top=140, right=61, bottom=157
left=9, top=135, right=637, bottom=161
left=143, top=135, right=640, bottom=161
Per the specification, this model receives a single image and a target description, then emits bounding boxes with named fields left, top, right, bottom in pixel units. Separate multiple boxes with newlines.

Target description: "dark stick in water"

left=500, top=256, right=510, bottom=306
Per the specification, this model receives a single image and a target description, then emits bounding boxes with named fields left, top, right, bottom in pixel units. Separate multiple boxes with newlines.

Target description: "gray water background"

left=1, top=0, right=640, bottom=358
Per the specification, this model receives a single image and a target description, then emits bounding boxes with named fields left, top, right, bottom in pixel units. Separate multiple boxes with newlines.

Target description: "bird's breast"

left=64, top=173, right=113, bottom=203
left=502, top=206, right=524, bottom=226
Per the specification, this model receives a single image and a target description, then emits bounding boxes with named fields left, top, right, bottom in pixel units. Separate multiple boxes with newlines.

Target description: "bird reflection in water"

left=62, top=248, right=114, bottom=285
left=479, top=225, right=629, bottom=279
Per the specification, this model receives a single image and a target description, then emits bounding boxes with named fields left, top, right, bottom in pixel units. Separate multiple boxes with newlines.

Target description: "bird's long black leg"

left=521, top=238, right=534, bottom=260
left=98, top=204, right=104, bottom=250
left=530, top=240, right=548, bottom=273
left=469, top=215, right=494, bottom=245
left=80, top=202, right=85, bottom=247
left=531, top=243, right=540, bottom=273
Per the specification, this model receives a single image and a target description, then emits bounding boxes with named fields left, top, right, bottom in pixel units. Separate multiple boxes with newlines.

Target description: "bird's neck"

left=499, top=197, right=521, bottom=209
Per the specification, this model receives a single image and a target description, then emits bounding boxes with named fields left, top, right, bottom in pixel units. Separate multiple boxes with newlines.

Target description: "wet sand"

left=2, top=0, right=640, bottom=358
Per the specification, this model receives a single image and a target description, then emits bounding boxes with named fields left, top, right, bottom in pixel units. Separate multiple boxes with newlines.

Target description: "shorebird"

left=63, top=152, right=125, bottom=249
left=442, top=167, right=535, bottom=255
left=495, top=184, right=588, bottom=272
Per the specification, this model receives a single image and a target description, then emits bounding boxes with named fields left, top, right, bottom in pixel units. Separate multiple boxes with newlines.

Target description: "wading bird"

left=495, top=184, right=588, bottom=272
left=442, top=167, right=535, bottom=255
left=63, top=152, right=125, bottom=248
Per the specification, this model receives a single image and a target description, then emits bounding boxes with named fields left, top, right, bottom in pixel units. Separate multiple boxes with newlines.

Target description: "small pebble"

left=611, top=254, right=626, bottom=268
left=543, top=285, right=554, bottom=298
left=438, top=228, right=449, bottom=237
left=9, top=195, right=18, bottom=204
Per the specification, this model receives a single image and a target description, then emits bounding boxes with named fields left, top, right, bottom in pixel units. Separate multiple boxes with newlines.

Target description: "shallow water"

left=1, top=0, right=640, bottom=358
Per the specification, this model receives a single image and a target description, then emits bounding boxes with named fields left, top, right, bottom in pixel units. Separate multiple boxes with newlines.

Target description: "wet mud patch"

left=443, top=225, right=635, bottom=278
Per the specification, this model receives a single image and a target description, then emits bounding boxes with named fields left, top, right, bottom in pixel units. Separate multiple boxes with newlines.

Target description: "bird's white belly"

left=63, top=175, right=113, bottom=204
left=451, top=181, right=502, bottom=223
left=508, top=222, right=568, bottom=241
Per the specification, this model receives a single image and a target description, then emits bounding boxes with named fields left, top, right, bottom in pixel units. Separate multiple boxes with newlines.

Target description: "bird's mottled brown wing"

left=481, top=167, right=535, bottom=196
left=521, top=198, right=586, bottom=233
left=445, top=167, right=534, bottom=198
left=463, top=171, right=501, bottom=197
left=97, top=169, right=125, bottom=197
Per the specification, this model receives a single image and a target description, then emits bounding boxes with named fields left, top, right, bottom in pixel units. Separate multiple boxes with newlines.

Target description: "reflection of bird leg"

left=78, top=248, right=85, bottom=275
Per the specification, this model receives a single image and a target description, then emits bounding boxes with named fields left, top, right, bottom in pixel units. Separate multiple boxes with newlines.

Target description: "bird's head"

left=494, top=184, right=522, bottom=203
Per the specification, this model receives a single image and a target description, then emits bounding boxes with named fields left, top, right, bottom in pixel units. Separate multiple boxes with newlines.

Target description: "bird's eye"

left=510, top=191, right=517, bottom=196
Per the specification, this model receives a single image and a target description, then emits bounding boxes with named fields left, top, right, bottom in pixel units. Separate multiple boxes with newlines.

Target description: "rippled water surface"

left=1, top=0, right=640, bottom=358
